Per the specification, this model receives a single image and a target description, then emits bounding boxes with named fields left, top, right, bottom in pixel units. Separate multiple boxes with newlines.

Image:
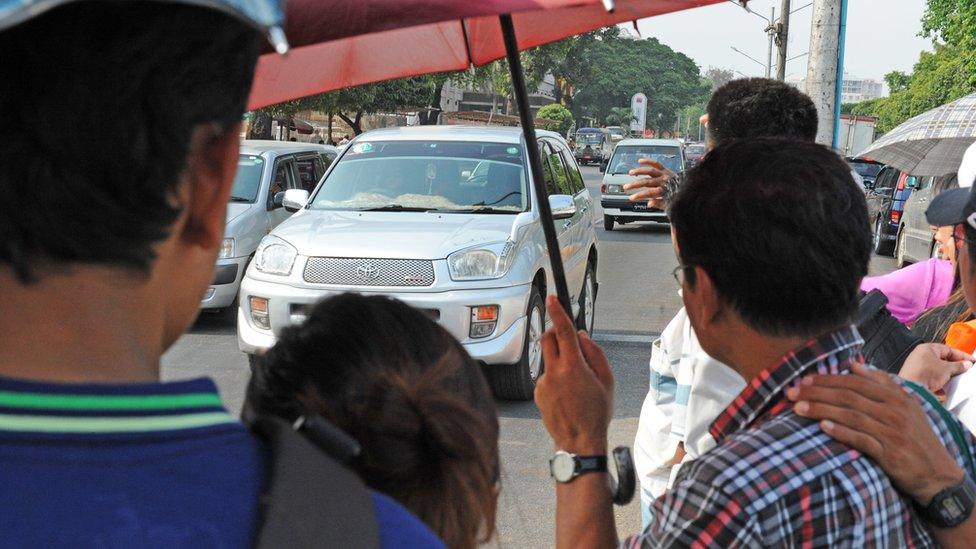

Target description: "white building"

left=787, top=72, right=885, bottom=104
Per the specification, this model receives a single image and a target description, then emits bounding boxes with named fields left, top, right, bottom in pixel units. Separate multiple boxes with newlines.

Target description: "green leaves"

left=537, top=103, right=575, bottom=134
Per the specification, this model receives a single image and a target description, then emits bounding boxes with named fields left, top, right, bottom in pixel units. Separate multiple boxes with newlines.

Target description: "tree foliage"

left=605, top=107, right=635, bottom=127
left=704, top=67, right=734, bottom=92
left=536, top=103, right=575, bottom=134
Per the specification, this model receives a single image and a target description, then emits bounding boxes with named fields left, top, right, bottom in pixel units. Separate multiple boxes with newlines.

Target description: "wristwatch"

left=917, top=476, right=976, bottom=528
left=549, top=450, right=608, bottom=483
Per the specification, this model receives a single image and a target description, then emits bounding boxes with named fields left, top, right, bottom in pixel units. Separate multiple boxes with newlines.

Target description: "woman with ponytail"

left=244, top=294, right=499, bottom=549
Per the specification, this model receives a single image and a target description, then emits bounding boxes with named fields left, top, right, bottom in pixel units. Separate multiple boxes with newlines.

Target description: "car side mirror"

left=282, top=189, right=310, bottom=212
left=549, top=194, right=577, bottom=220
left=906, top=176, right=918, bottom=189
left=272, top=191, right=286, bottom=209
left=461, top=170, right=472, bottom=178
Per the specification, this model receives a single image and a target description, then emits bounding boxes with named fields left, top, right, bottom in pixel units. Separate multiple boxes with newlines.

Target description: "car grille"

left=303, top=257, right=435, bottom=287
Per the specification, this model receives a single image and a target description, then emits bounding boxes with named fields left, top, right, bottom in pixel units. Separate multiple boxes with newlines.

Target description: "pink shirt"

left=860, top=258, right=955, bottom=325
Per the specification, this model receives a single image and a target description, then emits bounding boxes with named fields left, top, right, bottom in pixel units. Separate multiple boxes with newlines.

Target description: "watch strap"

left=576, top=455, right=609, bottom=476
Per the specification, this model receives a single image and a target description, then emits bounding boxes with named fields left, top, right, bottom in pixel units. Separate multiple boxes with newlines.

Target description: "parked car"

left=574, top=127, right=612, bottom=165
left=684, top=142, right=705, bottom=167
left=201, top=140, right=338, bottom=316
left=237, top=126, right=599, bottom=400
left=598, top=138, right=685, bottom=230
left=895, top=172, right=959, bottom=266
left=868, top=166, right=913, bottom=256
left=604, top=126, right=627, bottom=141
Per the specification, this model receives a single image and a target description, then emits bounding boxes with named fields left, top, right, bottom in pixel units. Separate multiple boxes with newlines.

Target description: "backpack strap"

left=249, top=415, right=380, bottom=549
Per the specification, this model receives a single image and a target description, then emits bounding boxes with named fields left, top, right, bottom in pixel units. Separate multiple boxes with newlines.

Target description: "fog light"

left=470, top=305, right=499, bottom=339
left=201, top=288, right=216, bottom=302
left=250, top=296, right=271, bottom=330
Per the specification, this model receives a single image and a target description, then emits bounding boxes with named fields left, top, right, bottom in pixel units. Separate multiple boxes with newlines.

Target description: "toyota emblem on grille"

left=356, top=262, right=380, bottom=281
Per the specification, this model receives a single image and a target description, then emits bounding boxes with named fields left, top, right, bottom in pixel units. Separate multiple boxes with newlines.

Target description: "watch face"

left=551, top=452, right=577, bottom=482
left=941, top=497, right=965, bottom=521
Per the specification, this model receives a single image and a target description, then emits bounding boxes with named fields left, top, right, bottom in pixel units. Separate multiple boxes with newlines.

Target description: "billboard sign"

left=630, top=93, right=647, bottom=134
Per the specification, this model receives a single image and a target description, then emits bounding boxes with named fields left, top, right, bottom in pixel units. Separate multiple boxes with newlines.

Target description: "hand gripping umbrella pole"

left=499, top=14, right=574, bottom=318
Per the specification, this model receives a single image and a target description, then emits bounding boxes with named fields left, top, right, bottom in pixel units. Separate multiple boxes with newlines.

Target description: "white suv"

left=237, top=126, right=599, bottom=400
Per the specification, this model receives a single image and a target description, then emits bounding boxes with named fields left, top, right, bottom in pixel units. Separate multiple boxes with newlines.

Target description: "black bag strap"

left=249, top=416, right=380, bottom=549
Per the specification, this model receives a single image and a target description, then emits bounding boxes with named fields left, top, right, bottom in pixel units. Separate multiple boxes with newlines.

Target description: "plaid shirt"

left=623, top=326, right=975, bottom=548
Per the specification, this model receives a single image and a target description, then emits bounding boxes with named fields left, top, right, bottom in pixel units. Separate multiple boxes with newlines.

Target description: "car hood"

left=226, top=202, right=252, bottom=224
left=271, top=210, right=518, bottom=260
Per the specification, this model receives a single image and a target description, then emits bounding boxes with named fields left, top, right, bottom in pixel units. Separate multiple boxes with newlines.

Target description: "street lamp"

left=731, top=46, right=768, bottom=77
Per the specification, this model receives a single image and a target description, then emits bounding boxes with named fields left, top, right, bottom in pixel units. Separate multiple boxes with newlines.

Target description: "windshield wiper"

left=444, top=206, right=516, bottom=214
left=229, top=196, right=252, bottom=203
left=360, top=205, right=437, bottom=212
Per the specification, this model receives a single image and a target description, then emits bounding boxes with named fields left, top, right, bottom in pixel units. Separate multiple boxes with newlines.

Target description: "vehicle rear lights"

left=470, top=305, right=499, bottom=339
left=250, top=296, right=271, bottom=330
left=890, top=210, right=901, bottom=223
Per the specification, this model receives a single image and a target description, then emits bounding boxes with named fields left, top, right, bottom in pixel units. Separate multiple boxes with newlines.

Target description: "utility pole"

left=775, top=0, right=791, bottom=80
left=765, top=7, right=775, bottom=78
left=806, top=0, right=842, bottom=146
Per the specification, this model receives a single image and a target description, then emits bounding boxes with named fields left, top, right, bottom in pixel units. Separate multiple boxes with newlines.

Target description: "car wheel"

left=873, top=217, right=895, bottom=256
left=575, top=262, right=597, bottom=334
left=896, top=227, right=909, bottom=268
left=485, top=286, right=545, bottom=401
left=604, top=215, right=615, bottom=231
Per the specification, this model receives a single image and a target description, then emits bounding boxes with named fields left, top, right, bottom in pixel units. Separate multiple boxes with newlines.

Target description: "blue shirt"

left=0, top=375, right=443, bottom=548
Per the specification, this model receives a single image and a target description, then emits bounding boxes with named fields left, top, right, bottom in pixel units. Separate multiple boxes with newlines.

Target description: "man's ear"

left=691, top=266, right=724, bottom=328
left=179, top=122, right=241, bottom=250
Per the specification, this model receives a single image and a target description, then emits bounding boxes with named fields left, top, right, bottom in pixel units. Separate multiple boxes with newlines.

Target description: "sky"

left=631, top=0, right=932, bottom=91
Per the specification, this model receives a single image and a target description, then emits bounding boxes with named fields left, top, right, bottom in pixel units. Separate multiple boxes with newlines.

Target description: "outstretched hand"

left=535, top=295, right=613, bottom=455
left=786, top=362, right=965, bottom=505
left=621, top=158, right=673, bottom=209
left=899, top=343, right=973, bottom=396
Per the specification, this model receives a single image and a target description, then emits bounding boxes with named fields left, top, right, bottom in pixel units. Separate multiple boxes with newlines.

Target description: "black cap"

left=926, top=187, right=976, bottom=228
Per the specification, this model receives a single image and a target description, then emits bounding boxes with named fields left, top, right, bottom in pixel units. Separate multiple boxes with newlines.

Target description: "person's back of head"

left=246, top=293, right=499, bottom=549
left=706, top=78, right=818, bottom=147
left=670, top=138, right=870, bottom=338
left=0, top=1, right=261, bottom=357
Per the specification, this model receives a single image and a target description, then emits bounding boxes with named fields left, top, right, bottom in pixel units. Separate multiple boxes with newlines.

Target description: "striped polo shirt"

left=0, top=375, right=263, bottom=547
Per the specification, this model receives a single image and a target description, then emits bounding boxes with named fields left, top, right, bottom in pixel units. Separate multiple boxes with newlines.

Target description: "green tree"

left=536, top=103, right=575, bottom=134
left=605, top=107, right=635, bottom=127
left=704, top=67, right=734, bottom=92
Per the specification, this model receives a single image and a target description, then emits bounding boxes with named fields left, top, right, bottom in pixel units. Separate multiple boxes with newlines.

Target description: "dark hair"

left=246, top=294, right=499, bottom=549
left=707, top=78, right=818, bottom=145
left=0, top=2, right=261, bottom=283
left=670, top=138, right=871, bottom=337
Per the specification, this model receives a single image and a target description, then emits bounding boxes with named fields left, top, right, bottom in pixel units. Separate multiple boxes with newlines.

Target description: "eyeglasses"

left=671, top=264, right=695, bottom=286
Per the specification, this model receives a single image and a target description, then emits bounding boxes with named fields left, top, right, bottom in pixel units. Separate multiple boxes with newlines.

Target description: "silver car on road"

left=202, top=140, right=338, bottom=313
left=237, top=126, right=599, bottom=399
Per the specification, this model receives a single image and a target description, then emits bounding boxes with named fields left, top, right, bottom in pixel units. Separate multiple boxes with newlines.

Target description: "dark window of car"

left=559, top=148, right=585, bottom=194
left=320, top=151, right=337, bottom=170
left=850, top=161, right=883, bottom=178
left=538, top=141, right=559, bottom=195
left=312, top=156, right=326, bottom=181
left=545, top=141, right=573, bottom=196
left=268, top=158, right=294, bottom=207
left=608, top=145, right=682, bottom=174
left=294, top=156, right=319, bottom=193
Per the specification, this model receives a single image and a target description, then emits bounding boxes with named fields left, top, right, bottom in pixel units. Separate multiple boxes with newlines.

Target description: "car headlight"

left=607, top=184, right=623, bottom=194
left=255, top=236, right=297, bottom=276
left=218, top=238, right=235, bottom=259
left=448, top=241, right=517, bottom=281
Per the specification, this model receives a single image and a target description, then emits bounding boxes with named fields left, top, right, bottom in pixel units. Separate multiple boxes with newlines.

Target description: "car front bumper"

left=236, top=276, right=532, bottom=366
left=601, top=197, right=669, bottom=222
left=200, top=256, right=249, bottom=309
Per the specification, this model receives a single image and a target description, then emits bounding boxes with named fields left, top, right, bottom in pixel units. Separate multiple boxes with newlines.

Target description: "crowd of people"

left=3, top=1, right=976, bottom=548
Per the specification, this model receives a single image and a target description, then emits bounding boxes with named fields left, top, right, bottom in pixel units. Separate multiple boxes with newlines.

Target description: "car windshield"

left=230, top=154, right=265, bottom=202
left=606, top=127, right=624, bottom=137
left=609, top=145, right=682, bottom=174
left=577, top=133, right=603, bottom=145
left=686, top=145, right=705, bottom=155
left=309, top=140, right=527, bottom=213
left=851, top=162, right=882, bottom=178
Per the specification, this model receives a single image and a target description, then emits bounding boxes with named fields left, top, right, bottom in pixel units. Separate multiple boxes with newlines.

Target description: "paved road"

left=162, top=165, right=897, bottom=547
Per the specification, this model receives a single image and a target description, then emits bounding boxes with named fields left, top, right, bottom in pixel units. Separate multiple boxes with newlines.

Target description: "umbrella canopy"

left=247, top=0, right=726, bottom=110
left=858, top=92, right=976, bottom=177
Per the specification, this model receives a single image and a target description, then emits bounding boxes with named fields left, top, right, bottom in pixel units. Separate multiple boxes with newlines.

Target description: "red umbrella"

left=249, top=0, right=729, bottom=313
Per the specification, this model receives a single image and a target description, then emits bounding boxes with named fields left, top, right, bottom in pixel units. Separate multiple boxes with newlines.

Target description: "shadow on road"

left=188, top=312, right=236, bottom=336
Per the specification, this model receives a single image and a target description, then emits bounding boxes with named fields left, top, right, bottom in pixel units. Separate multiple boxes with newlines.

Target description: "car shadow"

left=187, top=311, right=237, bottom=336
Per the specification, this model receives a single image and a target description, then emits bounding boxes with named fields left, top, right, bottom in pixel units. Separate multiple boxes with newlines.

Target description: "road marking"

left=591, top=331, right=660, bottom=343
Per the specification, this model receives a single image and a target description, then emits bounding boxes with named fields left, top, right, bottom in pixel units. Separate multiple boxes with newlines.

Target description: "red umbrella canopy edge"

left=248, top=0, right=729, bottom=110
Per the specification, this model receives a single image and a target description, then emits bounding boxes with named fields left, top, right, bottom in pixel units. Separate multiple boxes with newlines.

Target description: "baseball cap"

left=926, top=141, right=976, bottom=228
left=0, top=0, right=288, bottom=53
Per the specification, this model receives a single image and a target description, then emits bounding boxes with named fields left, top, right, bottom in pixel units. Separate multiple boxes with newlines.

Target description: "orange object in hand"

left=945, top=320, right=976, bottom=355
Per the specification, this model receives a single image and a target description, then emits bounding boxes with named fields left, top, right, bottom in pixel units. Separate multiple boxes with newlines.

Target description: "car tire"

left=575, top=262, right=597, bottom=334
left=604, top=215, right=615, bottom=231
left=486, top=286, right=545, bottom=401
left=873, top=217, right=895, bottom=256
left=896, top=227, right=909, bottom=268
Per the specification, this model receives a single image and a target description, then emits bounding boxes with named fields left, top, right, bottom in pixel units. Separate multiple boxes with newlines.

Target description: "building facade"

left=787, top=72, right=885, bottom=104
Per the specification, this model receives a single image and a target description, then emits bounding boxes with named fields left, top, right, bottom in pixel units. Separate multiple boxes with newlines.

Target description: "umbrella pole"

left=499, top=14, right=574, bottom=317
